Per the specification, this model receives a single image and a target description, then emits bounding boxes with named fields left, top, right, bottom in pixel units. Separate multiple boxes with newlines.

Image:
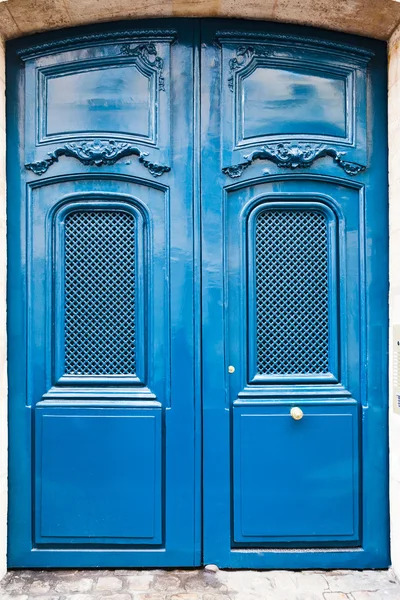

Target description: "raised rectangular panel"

left=43, top=64, right=153, bottom=142
left=241, top=67, right=347, bottom=142
left=35, top=405, right=162, bottom=545
left=218, top=34, right=372, bottom=172
left=42, top=64, right=155, bottom=140
left=233, top=403, right=359, bottom=545
left=22, top=37, right=174, bottom=154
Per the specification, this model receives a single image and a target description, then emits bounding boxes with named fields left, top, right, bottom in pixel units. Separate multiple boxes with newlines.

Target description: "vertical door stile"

left=193, top=22, right=203, bottom=566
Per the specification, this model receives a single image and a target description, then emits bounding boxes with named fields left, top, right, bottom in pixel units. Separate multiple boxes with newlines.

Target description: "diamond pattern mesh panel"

left=255, top=208, right=329, bottom=375
left=64, top=210, right=136, bottom=376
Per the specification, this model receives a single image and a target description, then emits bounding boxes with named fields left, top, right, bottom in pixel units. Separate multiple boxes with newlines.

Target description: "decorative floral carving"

left=228, top=45, right=272, bottom=91
left=25, top=140, right=170, bottom=177
left=120, top=42, right=165, bottom=90
left=222, top=143, right=366, bottom=178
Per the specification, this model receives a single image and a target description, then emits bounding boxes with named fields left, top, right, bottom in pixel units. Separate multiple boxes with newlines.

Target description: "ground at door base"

left=1, top=568, right=400, bottom=600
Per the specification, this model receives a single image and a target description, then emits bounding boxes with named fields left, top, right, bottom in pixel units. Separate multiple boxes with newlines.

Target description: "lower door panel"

left=233, top=403, right=359, bottom=546
left=35, top=403, right=162, bottom=546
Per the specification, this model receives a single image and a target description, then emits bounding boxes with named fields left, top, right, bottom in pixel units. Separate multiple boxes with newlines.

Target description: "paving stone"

left=294, top=594, right=325, bottom=600
left=4, top=579, right=28, bottom=592
left=296, top=573, right=329, bottom=593
left=28, top=580, right=51, bottom=595
left=53, top=570, right=79, bottom=578
left=167, top=595, right=199, bottom=600
left=54, top=578, right=94, bottom=593
left=132, top=595, right=165, bottom=600
left=153, top=576, right=183, bottom=592
left=218, top=570, right=274, bottom=593
left=28, top=597, right=60, bottom=600
left=234, top=592, right=289, bottom=600
left=184, top=574, right=228, bottom=592
left=351, top=592, right=400, bottom=600
left=99, top=594, right=132, bottom=600
left=95, top=576, right=123, bottom=592
left=62, top=595, right=97, bottom=600
left=265, top=571, right=299, bottom=593
left=1, top=568, right=400, bottom=600
left=62, top=596, right=98, bottom=600
left=125, top=575, right=154, bottom=591
left=324, top=572, right=388, bottom=594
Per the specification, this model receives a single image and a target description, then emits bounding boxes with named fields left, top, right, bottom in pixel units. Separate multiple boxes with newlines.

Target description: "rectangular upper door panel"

left=215, top=29, right=372, bottom=179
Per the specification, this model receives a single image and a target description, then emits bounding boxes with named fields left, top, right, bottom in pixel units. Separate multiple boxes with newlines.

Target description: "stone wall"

left=0, top=0, right=400, bottom=40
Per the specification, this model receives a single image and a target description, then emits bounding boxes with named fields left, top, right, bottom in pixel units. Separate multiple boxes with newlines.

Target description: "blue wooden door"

left=7, top=19, right=388, bottom=569
left=7, top=20, right=201, bottom=568
left=200, top=21, right=389, bottom=568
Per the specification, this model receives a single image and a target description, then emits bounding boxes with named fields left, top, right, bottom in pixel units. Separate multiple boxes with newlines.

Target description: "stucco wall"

left=0, top=33, right=7, bottom=581
left=389, top=23, right=400, bottom=581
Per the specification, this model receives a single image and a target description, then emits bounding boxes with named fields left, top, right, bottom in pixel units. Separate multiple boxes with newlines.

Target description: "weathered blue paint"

left=7, top=19, right=388, bottom=569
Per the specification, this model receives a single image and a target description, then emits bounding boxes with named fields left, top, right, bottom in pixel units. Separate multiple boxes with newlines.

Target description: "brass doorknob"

left=290, top=407, right=304, bottom=420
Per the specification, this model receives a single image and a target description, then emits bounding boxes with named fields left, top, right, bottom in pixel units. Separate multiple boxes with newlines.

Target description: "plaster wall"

left=0, top=34, right=6, bottom=582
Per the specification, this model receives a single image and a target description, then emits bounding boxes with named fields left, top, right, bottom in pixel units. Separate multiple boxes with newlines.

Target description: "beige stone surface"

left=0, top=569, right=399, bottom=599
left=0, top=0, right=399, bottom=40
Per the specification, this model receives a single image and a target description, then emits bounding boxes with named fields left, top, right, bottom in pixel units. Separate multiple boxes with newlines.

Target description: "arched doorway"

left=6, top=19, right=388, bottom=569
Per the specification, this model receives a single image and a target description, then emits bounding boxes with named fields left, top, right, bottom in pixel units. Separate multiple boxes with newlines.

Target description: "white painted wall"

left=0, top=34, right=7, bottom=581
left=389, top=24, right=400, bottom=580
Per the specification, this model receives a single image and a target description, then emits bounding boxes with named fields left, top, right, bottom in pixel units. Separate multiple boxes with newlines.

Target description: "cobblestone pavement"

left=0, top=568, right=399, bottom=600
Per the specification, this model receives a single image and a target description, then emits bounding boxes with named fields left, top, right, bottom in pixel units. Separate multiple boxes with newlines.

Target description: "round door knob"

left=228, top=365, right=235, bottom=374
left=290, top=407, right=304, bottom=420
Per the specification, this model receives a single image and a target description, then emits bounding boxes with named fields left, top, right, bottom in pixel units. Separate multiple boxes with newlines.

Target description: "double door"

left=7, top=19, right=388, bottom=568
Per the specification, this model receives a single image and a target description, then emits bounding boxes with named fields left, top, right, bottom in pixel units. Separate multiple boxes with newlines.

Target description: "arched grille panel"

left=255, top=208, right=329, bottom=376
left=64, top=210, right=137, bottom=376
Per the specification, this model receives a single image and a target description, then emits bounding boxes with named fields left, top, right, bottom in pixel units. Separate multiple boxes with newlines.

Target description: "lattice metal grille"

left=255, top=208, right=329, bottom=375
left=64, top=210, right=136, bottom=376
